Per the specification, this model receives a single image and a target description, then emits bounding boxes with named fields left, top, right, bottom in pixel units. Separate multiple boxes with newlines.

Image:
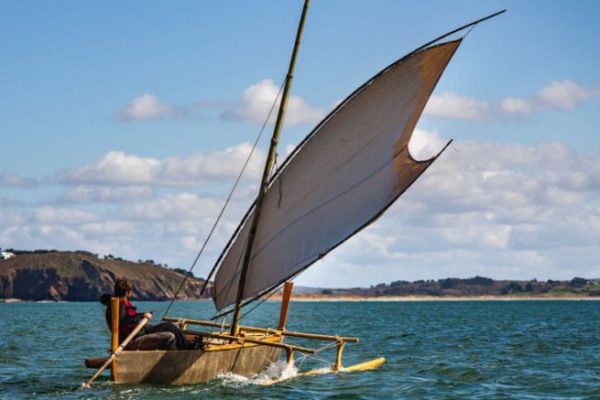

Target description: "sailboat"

left=84, top=0, right=504, bottom=386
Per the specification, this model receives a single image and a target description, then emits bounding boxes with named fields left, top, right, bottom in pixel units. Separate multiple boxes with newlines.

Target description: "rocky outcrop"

left=0, top=251, right=210, bottom=301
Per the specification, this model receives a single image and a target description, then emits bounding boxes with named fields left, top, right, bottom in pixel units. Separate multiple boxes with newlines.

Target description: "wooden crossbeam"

left=182, top=329, right=316, bottom=354
left=165, top=317, right=359, bottom=343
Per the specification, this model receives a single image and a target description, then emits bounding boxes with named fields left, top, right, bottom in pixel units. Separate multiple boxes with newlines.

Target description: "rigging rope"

left=210, top=275, right=284, bottom=320
left=160, top=81, right=285, bottom=320
left=461, top=22, right=478, bottom=40
left=295, top=340, right=340, bottom=369
left=238, top=283, right=280, bottom=322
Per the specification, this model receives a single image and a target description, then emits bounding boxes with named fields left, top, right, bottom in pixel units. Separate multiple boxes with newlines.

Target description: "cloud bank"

left=424, top=93, right=490, bottom=120
left=425, top=80, right=599, bottom=120
left=52, top=143, right=265, bottom=187
left=3, top=131, right=600, bottom=284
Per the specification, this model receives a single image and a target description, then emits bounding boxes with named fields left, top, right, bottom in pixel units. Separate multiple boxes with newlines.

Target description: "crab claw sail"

left=213, top=39, right=462, bottom=311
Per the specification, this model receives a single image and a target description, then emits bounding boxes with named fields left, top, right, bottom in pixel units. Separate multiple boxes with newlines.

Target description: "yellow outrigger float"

left=83, top=0, right=503, bottom=387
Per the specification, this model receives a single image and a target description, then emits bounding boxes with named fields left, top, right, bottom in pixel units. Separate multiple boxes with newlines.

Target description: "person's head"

left=114, top=277, right=133, bottom=298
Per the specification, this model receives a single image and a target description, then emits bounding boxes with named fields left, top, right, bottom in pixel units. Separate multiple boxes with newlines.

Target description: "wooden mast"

left=230, top=0, right=310, bottom=336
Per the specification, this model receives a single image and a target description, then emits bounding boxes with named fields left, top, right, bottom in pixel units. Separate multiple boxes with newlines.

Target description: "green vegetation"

left=336, top=276, right=600, bottom=297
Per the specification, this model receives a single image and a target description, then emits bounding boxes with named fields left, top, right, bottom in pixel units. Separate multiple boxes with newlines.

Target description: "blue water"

left=1, top=300, right=599, bottom=399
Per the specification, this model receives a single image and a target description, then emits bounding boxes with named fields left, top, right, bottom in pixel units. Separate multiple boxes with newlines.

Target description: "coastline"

left=2, top=295, right=599, bottom=303
left=269, top=294, right=600, bottom=302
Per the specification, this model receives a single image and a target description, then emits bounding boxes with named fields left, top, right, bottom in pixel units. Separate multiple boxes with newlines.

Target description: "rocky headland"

left=0, top=250, right=209, bottom=301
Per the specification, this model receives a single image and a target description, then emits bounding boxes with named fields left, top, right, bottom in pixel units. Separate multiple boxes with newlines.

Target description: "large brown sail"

left=213, top=39, right=461, bottom=311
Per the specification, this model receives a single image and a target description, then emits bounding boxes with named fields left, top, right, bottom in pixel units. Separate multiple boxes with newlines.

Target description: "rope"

left=294, top=340, right=340, bottom=369
left=210, top=317, right=228, bottom=334
left=461, top=22, right=478, bottom=40
left=161, top=80, right=285, bottom=321
left=238, top=284, right=280, bottom=322
left=313, top=340, right=339, bottom=355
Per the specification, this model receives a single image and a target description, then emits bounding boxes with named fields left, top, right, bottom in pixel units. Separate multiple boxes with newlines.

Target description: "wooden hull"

left=86, top=339, right=282, bottom=385
left=118, top=345, right=280, bottom=384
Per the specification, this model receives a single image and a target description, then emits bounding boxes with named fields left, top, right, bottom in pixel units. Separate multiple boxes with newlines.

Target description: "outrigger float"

left=84, top=0, right=504, bottom=387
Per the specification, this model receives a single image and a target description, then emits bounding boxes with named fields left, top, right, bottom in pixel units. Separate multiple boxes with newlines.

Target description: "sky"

left=1, top=0, right=599, bottom=288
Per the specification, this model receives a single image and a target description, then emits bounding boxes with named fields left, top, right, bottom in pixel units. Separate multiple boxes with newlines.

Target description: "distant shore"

left=269, top=294, right=600, bottom=302
left=3, top=295, right=599, bottom=303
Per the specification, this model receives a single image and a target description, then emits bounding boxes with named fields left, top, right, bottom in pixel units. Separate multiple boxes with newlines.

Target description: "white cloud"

left=55, top=151, right=159, bottom=185
left=32, top=206, right=101, bottom=225
left=537, top=80, right=596, bottom=110
left=436, top=216, right=512, bottom=250
left=80, top=221, right=138, bottom=236
left=118, top=93, right=178, bottom=121
left=222, top=79, right=325, bottom=126
left=408, top=128, right=448, bottom=160
left=500, top=80, right=598, bottom=116
left=53, top=143, right=264, bottom=187
left=424, top=92, right=490, bottom=120
left=0, top=173, right=36, bottom=187
left=0, top=224, right=117, bottom=255
left=59, top=186, right=154, bottom=203
left=119, top=193, right=223, bottom=221
left=499, top=97, right=535, bottom=115
left=181, top=235, right=204, bottom=252
left=158, top=143, right=264, bottom=183
left=425, top=80, right=598, bottom=121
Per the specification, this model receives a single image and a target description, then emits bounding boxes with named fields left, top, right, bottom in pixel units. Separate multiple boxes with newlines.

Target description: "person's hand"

left=144, top=312, right=153, bottom=320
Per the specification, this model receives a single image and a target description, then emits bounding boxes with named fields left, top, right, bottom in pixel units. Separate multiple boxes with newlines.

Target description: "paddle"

left=81, top=315, right=150, bottom=388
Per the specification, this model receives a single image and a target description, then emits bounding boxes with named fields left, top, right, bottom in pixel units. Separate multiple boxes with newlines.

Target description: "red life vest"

left=122, top=299, right=137, bottom=317
left=120, top=299, right=140, bottom=339
left=103, top=296, right=144, bottom=342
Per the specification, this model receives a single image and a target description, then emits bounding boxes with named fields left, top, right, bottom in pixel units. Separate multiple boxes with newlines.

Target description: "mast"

left=230, top=0, right=311, bottom=336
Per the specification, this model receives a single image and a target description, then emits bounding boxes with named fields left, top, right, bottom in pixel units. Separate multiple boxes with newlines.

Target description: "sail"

left=212, top=39, right=462, bottom=311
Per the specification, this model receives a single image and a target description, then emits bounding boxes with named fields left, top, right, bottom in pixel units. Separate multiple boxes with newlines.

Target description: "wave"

left=217, top=360, right=299, bottom=387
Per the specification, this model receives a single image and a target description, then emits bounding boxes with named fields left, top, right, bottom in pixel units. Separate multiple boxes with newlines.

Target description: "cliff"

left=0, top=251, right=210, bottom=301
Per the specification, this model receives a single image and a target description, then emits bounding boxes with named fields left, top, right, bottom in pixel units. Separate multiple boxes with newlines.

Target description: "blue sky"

left=1, top=0, right=599, bottom=287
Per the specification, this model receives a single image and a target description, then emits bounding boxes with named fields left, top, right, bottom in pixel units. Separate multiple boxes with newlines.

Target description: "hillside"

left=0, top=251, right=210, bottom=301
left=313, top=276, right=600, bottom=298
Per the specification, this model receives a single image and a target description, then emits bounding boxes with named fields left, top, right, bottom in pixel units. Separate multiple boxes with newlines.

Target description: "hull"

left=86, top=339, right=282, bottom=384
left=117, top=344, right=281, bottom=384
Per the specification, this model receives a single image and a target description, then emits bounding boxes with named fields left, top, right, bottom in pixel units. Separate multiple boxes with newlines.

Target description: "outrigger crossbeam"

left=182, top=329, right=315, bottom=364
left=163, top=316, right=359, bottom=343
left=165, top=279, right=363, bottom=370
left=166, top=317, right=359, bottom=369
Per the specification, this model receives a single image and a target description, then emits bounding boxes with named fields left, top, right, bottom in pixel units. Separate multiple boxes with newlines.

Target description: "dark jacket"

left=101, top=295, right=145, bottom=342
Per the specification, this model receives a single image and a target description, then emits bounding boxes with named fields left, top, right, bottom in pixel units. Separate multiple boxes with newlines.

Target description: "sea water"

left=0, top=300, right=598, bottom=399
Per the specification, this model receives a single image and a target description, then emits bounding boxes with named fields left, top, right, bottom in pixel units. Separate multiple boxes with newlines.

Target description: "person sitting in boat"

left=100, top=277, right=202, bottom=350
